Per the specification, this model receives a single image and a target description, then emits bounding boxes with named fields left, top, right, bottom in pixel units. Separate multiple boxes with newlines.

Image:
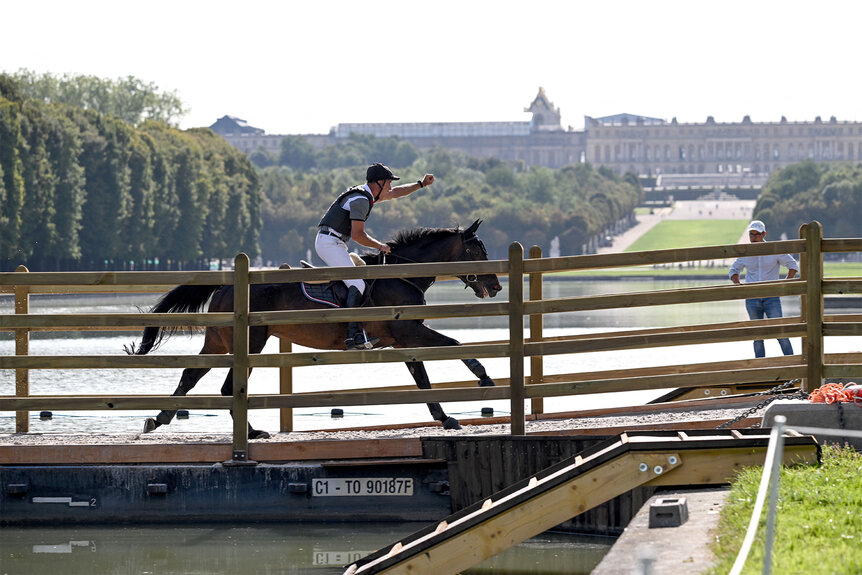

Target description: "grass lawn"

left=625, top=220, right=748, bottom=252
left=706, top=445, right=862, bottom=575
left=544, top=217, right=862, bottom=278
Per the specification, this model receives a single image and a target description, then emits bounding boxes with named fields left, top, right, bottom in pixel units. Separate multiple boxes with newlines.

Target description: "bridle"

left=373, top=233, right=487, bottom=290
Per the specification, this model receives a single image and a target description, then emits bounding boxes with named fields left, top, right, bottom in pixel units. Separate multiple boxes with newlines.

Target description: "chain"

left=716, top=379, right=807, bottom=429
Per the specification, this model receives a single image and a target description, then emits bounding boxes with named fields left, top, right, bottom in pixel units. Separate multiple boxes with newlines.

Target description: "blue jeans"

left=745, top=297, right=793, bottom=357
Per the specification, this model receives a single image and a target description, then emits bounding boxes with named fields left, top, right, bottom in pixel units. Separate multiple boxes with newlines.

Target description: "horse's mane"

left=359, top=226, right=463, bottom=265
left=388, top=226, right=461, bottom=250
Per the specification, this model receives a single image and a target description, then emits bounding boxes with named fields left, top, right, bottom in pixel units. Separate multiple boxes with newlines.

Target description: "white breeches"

left=314, top=233, right=364, bottom=293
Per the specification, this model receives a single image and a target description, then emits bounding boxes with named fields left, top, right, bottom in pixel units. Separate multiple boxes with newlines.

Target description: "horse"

left=127, top=219, right=503, bottom=438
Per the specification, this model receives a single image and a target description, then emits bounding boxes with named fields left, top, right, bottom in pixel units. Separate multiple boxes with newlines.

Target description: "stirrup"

left=345, top=333, right=379, bottom=350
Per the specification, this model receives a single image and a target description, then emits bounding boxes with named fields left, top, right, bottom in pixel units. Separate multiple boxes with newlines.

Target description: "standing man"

left=316, top=163, right=435, bottom=350
left=729, top=220, right=799, bottom=357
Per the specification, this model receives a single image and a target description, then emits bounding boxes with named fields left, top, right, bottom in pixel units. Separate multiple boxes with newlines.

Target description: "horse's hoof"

left=249, top=429, right=271, bottom=440
left=142, top=418, right=159, bottom=434
left=479, top=376, right=495, bottom=387
left=442, top=417, right=462, bottom=430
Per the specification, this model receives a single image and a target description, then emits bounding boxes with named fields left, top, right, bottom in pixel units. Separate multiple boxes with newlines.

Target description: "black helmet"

left=366, top=163, right=400, bottom=182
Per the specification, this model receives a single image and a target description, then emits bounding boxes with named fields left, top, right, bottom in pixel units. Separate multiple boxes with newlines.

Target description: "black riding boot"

left=344, top=286, right=379, bottom=350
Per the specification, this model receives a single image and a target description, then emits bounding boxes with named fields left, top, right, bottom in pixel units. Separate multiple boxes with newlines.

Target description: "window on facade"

left=773, top=145, right=779, bottom=160
left=679, top=146, right=686, bottom=160
left=664, top=146, right=670, bottom=160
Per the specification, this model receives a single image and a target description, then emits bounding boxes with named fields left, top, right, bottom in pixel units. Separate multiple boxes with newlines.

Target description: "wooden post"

left=279, top=339, right=293, bottom=432
left=277, top=263, right=293, bottom=432
left=528, top=245, right=544, bottom=416
left=231, top=253, right=251, bottom=462
left=14, top=265, right=30, bottom=433
left=508, top=242, right=525, bottom=436
left=802, top=222, right=824, bottom=393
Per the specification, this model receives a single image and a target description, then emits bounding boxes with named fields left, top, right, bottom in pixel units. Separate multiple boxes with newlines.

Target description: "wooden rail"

left=2, top=221, right=860, bottom=460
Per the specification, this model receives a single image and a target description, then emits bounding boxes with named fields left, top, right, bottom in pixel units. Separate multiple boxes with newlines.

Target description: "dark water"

left=0, top=523, right=613, bottom=575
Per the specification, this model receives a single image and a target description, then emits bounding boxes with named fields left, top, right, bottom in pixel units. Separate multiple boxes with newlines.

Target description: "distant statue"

left=550, top=236, right=561, bottom=258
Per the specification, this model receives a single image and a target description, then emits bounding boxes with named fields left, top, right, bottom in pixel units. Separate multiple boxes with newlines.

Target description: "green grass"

left=625, top=220, right=748, bottom=252
left=706, top=445, right=862, bottom=575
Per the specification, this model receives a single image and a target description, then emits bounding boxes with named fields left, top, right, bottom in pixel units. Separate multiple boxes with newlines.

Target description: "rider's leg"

left=315, top=233, right=378, bottom=350
left=344, top=283, right=379, bottom=350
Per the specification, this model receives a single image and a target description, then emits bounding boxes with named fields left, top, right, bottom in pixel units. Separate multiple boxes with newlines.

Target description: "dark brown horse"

left=128, top=220, right=502, bottom=438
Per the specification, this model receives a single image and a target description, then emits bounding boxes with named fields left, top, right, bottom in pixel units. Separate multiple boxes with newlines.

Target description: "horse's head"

left=457, top=219, right=502, bottom=299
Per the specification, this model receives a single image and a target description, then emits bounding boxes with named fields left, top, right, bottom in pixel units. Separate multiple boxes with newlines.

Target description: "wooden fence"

left=2, top=221, right=861, bottom=462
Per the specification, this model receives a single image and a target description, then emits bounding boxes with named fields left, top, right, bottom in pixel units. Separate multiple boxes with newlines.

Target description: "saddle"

left=280, top=254, right=367, bottom=308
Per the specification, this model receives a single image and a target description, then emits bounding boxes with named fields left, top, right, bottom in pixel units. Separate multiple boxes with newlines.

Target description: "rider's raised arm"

left=380, top=174, right=435, bottom=201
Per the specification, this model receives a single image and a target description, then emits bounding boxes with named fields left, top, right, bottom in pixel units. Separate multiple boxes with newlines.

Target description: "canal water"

left=1, top=278, right=854, bottom=574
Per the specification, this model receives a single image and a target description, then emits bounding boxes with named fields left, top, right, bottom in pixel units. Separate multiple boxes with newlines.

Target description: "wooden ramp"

left=344, top=429, right=819, bottom=575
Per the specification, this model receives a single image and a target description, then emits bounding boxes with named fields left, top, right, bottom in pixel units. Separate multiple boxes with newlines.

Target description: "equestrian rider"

left=316, top=163, right=435, bottom=350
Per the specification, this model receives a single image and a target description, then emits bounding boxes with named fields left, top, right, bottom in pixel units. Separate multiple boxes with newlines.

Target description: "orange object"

left=808, top=382, right=861, bottom=405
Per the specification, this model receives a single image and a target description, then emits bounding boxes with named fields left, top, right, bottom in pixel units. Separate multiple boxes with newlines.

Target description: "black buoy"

left=331, top=408, right=344, bottom=418
left=481, top=407, right=494, bottom=417
left=39, top=411, right=53, bottom=420
left=177, top=410, right=190, bottom=419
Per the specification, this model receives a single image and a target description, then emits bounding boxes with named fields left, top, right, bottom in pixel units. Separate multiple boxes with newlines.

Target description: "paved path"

left=598, top=201, right=756, bottom=254
left=592, top=488, right=730, bottom=575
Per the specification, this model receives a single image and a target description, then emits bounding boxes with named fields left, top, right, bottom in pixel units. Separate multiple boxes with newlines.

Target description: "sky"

left=4, top=1, right=861, bottom=136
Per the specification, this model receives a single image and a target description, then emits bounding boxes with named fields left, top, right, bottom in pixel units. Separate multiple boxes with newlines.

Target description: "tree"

left=9, top=69, right=187, bottom=126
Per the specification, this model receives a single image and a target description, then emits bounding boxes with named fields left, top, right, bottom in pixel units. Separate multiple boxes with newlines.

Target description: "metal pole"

left=763, top=415, right=787, bottom=575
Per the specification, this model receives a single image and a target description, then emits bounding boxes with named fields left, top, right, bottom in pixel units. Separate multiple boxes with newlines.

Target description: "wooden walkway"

left=345, top=429, right=820, bottom=575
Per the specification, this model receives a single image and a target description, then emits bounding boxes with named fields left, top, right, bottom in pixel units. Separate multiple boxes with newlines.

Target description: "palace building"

left=211, top=88, right=862, bottom=183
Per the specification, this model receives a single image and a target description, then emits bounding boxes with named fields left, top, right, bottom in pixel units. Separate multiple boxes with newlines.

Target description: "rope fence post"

left=528, top=245, right=544, bottom=416
left=230, top=253, right=252, bottom=463
left=508, top=242, right=525, bottom=436
left=14, top=265, right=30, bottom=433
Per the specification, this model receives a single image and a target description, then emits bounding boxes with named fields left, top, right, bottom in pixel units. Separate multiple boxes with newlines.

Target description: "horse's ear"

left=465, top=219, right=482, bottom=236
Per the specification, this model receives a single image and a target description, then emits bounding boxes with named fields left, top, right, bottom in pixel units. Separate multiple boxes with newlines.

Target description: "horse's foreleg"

left=143, top=367, right=210, bottom=433
left=389, top=320, right=496, bottom=390
left=405, top=361, right=460, bottom=430
left=462, top=358, right=495, bottom=387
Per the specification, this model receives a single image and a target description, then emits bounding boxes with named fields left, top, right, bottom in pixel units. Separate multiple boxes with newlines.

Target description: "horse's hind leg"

left=143, top=367, right=211, bottom=433
left=220, top=326, right=271, bottom=440
left=405, top=361, right=461, bottom=430
left=462, top=358, right=495, bottom=387
left=142, top=327, right=227, bottom=434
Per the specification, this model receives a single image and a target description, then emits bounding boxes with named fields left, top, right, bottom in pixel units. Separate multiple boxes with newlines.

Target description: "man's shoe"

left=345, top=333, right=379, bottom=350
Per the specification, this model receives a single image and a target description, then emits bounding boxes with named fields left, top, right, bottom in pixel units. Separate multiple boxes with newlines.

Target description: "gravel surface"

left=0, top=407, right=766, bottom=446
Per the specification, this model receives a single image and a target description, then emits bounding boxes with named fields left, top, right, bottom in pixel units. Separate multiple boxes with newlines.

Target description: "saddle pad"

left=301, top=282, right=343, bottom=307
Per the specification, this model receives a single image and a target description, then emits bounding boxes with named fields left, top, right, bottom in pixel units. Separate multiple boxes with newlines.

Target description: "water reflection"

left=0, top=523, right=613, bottom=575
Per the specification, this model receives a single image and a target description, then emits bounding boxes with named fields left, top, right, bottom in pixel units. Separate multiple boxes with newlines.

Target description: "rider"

left=316, top=163, right=435, bottom=350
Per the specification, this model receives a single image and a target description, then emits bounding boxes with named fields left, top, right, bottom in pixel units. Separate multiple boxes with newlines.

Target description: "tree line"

left=754, top=160, right=862, bottom=241
left=0, top=74, right=260, bottom=271
left=257, top=147, right=642, bottom=265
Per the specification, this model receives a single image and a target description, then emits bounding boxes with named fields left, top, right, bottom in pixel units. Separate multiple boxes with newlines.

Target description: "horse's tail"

left=125, top=285, right=223, bottom=355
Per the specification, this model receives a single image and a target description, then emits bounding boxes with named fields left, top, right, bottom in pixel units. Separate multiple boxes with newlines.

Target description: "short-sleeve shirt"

left=729, top=252, right=799, bottom=283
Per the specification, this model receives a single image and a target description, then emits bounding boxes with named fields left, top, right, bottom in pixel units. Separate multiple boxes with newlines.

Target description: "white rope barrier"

left=728, top=417, right=785, bottom=575
left=729, top=416, right=861, bottom=575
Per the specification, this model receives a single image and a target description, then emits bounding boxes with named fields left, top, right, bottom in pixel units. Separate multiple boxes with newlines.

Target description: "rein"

left=376, top=235, right=480, bottom=287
